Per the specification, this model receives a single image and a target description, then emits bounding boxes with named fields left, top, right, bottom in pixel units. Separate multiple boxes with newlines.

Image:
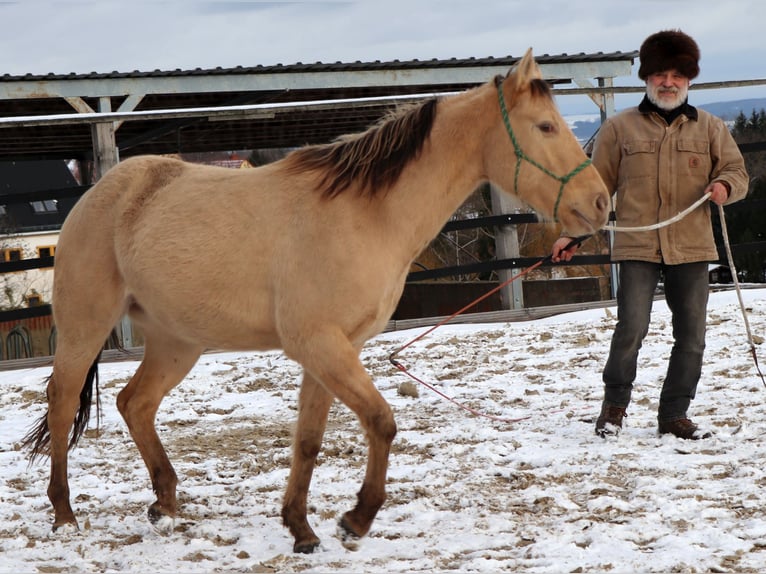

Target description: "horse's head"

left=487, top=48, right=609, bottom=237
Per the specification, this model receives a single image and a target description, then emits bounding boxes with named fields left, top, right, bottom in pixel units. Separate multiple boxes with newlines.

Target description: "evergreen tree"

left=733, top=111, right=748, bottom=135
left=722, top=120, right=766, bottom=282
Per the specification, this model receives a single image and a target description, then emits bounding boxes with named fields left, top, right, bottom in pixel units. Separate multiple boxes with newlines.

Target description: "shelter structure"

left=0, top=51, right=638, bottom=177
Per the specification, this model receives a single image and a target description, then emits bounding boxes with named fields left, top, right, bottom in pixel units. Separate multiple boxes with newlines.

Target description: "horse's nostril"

left=596, top=193, right=609, bottom=213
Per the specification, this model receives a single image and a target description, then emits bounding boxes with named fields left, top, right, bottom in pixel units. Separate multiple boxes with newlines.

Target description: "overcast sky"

left=2, top=0, right=765, bottom=114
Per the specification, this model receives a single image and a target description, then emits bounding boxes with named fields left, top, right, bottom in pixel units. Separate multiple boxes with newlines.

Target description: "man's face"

left=646, top=69, right=690, bottom=111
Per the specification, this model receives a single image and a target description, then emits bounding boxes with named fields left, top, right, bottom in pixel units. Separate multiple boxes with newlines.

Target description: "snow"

left=1, top=288, right=765, bottom=573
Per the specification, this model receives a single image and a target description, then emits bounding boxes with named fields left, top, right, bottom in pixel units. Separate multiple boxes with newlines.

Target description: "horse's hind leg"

left=42, top=289, right=125, bottom=529
left=116, top=331, right=202, bottom=526
left=281, top=372, right=334, bottom=553
left=45, top=350, right=105, bottom=530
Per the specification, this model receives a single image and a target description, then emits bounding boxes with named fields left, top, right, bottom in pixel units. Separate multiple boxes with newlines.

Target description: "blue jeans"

left=602, top=260, right=710, bottom=422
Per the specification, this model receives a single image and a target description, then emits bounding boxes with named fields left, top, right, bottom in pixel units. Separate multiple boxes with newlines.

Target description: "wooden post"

left=91, top=97, right=119, bottom=179
left=90, top=98, right=132, bottom=346
left=597, top=78, right=619, bottom=300
left=490, top=184, right=525, bottom=310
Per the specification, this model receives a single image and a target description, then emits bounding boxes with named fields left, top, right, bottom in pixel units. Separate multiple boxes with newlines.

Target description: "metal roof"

left=0, top=52, right=637, bottom=81
left=0, top=51, right=638, bottom=162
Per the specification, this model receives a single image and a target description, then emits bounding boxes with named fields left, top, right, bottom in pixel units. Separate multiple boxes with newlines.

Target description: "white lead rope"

left=601, top=192, right=712, bottom=232
left=599, top=191, right=764, bottom=386
left=716, top=202, right=766, bottom=386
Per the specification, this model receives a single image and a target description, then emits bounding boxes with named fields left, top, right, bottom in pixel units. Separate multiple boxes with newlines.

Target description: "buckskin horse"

left=24, top=49, right=609, bottom=553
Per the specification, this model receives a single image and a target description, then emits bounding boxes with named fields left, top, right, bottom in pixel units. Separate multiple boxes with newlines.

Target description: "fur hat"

left=638, top=30, right=700, bottom=80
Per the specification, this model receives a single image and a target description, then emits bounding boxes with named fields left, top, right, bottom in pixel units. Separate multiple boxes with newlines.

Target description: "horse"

left=23, top=48, right=609, bottom=553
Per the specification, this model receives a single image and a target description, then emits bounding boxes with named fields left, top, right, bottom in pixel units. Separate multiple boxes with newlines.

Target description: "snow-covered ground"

left=1, top=288, right=765, bottom=573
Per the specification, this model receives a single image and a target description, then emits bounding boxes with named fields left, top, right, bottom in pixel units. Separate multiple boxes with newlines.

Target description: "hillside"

left=700, top=98, right=766, bottom=120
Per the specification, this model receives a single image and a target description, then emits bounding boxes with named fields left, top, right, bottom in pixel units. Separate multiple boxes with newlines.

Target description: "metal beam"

left=0, top=93, right=446, bottom=128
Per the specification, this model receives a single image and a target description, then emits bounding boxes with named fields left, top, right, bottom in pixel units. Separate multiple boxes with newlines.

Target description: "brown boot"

left=658, top=418, right=712, bottom=440
left=595, top=403, right=627, bottom=438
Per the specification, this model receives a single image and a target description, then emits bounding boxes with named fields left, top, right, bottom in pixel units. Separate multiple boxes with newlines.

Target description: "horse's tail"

left=23, top=352, right=102, bottom=465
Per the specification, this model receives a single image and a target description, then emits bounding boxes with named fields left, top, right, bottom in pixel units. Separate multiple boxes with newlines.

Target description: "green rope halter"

left=496, top=79, right=592, bottom=222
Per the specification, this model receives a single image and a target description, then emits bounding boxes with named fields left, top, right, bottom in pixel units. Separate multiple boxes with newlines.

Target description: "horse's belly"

left=128, top=293, right=281, bottom=351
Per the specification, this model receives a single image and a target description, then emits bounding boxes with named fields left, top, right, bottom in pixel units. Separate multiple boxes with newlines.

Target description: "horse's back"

left=65, top=155, right=285, bottom=263
left=57, top=156, right=302, bottom=348
left=54, top=154, right=400, bottom=351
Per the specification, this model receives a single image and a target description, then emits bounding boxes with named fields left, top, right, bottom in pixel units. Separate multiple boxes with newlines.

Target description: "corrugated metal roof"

left=0, top=51, right=637, bottom=81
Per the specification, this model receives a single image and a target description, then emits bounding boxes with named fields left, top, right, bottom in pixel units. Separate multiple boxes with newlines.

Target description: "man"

left=553, top=30, right=749, bottom=440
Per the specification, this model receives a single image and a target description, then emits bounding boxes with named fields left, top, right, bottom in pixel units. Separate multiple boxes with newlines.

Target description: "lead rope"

left=604, top=194, right=764, bottom=385
left=717, top=202, right=766, bottom=386
left=388, top=235, right=589, bottom=424
left=602, top=192, right=711, bottom=232
left=390, top=193, right=764, bottom=420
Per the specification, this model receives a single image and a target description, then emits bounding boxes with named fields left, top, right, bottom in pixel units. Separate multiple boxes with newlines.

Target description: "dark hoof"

left=293, top=539, right=321, bottom=554
left=147, top=504, right=167, bottom=524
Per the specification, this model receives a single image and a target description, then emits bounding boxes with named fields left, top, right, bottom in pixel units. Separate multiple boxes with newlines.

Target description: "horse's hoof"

left=293, top=541, right=319, bottom=554
left=338, top=518, right=362, bottom=551
left=293, top=539, right=321, bottom=554
left=50, top=521, right=79, bottom=536
left=148, top=504, right=175, bottom=533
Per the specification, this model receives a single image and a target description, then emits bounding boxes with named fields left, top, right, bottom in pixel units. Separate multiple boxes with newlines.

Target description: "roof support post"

left=490, top=183, right=524, bottom=310
left=90, top=97, right=132, bottom=346
left=90, top=97, right=120, bottom=179
left=597, top=77, right=619, bottom=301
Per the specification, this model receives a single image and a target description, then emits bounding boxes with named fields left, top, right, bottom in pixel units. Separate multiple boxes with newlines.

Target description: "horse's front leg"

left=292, top=330, right=397, bottom=549
left=337, top=397, right=396, bottom=548
left=281, top=373, right=334, bottom=553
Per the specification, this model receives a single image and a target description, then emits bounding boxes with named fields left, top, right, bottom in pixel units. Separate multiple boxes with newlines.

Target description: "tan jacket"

left=592, top=103, right=749, bottom=264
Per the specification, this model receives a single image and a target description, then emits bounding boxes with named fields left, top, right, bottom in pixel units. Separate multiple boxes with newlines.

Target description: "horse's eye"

left=538, top=122, right=557, bottom=135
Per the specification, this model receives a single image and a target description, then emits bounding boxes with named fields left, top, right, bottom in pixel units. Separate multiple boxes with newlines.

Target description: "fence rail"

left=2, top=210, right=765, bottom=280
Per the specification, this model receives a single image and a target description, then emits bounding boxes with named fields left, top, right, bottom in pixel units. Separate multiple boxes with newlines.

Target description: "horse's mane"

left=529, top=77, right=552, bottom=99
left=283, top=97, right=439, bottom=198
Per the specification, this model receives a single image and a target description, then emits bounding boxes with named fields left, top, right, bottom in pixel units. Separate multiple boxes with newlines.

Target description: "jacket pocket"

left=677, top=138, right=712, bottom=175
left=622, top=140, right=656, bottom=155
left=677, top=139, right=709, bottom=154
left=620, top=140, right=657, bottom=185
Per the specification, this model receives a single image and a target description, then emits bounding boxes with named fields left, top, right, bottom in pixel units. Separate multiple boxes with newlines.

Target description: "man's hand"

left=552, top=236, right=579, bottom=263
left=706, top=181, right=730, bottom=206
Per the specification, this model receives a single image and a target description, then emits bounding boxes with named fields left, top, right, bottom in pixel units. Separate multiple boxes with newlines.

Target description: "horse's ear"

left=506, top=48, right=542, bottom=90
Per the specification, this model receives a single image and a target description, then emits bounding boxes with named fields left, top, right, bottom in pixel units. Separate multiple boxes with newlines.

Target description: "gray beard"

left=646, top=85, right=688, bottom=111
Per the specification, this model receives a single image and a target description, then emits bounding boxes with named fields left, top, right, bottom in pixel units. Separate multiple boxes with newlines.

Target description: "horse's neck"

left=384, top=87, right=494, bottom=245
